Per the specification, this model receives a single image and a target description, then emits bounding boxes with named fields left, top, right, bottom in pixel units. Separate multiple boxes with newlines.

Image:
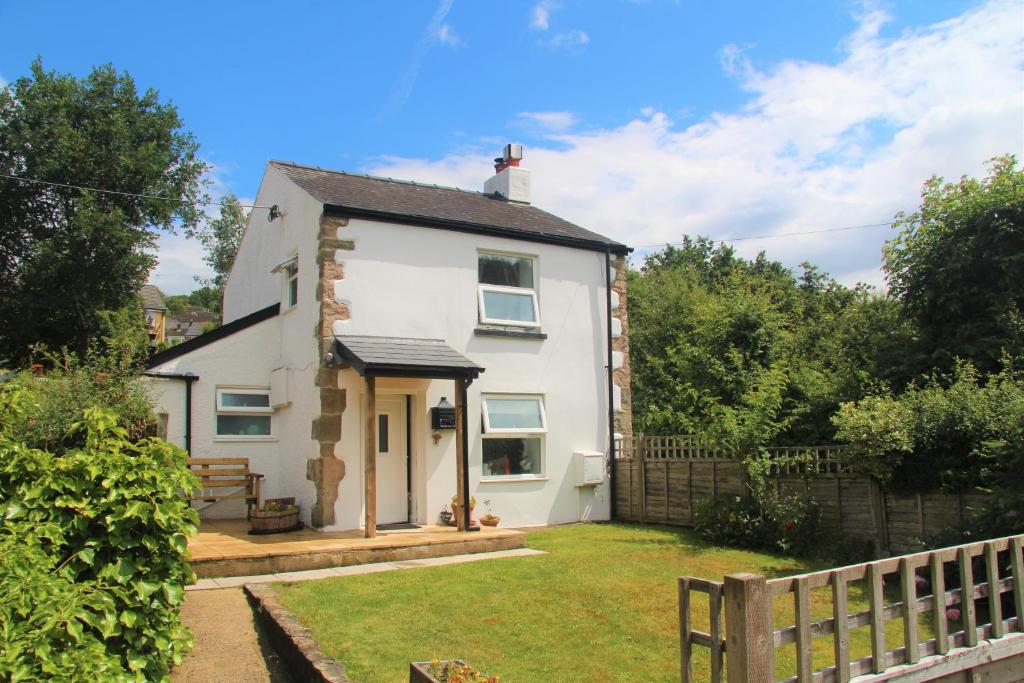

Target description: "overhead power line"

left=0, top=172, right=273, bottom=210
left=633, top=221, right=895, bottom=249
left=2, top=171, right=898, bottom=244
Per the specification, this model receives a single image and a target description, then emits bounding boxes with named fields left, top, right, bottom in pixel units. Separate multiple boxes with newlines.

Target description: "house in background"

left=145, top=146, right=632, bottom=535
left=165, top=307, right=216, bottom=343
left=139, top=285, right=167, bottom=345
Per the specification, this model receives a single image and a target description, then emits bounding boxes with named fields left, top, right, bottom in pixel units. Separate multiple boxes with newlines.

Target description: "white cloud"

left=384, top=0, right=456, bottom=114
left=369, top=0, right=1024, bottom=287
left=435, top=23, right=461, bottom=46
left=516, top=111, right=579, bottom=132
left=531, top=1, right=556, bottom=31
left=545, top=29, right=590, bottom=50
left=148, top=232, right=213, bottom=295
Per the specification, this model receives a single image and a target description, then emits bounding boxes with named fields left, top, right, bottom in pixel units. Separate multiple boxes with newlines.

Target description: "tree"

left=0, top=59, right=207, bottom=364
left=197, top=194, right=247, bottom=306
left=884, top=155, right=1024, bottom=373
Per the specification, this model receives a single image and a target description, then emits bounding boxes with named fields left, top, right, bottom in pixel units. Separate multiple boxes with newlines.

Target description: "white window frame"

left=215, top=387, right=274, bottom=440
left=480, top=394, right=547, bottom=480
left=477, top=251, right=540, bottom=328
left=481, top=394, right=548, bottom=434
left=272, top=255, right=299, bottom=311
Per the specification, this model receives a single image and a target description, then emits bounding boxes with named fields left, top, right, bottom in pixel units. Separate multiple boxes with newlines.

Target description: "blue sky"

left=2, top=1, right=1022, bottom=293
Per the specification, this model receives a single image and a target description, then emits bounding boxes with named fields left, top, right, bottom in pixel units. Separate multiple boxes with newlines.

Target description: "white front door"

left=375, top=395, right=409, bottom=525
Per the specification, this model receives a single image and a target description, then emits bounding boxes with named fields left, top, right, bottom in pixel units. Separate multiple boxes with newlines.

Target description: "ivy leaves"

left=0, top=405, right=199, bottom=681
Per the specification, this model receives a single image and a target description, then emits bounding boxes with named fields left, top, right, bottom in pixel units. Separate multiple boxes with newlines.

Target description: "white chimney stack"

left=484, top=143, right=531, bottom=204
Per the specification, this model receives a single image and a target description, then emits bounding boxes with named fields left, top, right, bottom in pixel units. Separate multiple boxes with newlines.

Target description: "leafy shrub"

left=694, top=493, right=822, bottom=558
left=0, top=403, right=199, bottom=681
left=1, top=348, right=154, bottom=454
left=832, top=360, right=1024, bottom=492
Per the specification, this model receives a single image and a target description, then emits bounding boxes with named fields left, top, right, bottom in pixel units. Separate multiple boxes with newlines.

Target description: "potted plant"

left=450, top=494, right=476, bottom=526
left=439, top=504, right=453, bottom=526
left=479, top=499, right=500, bottom=527
left=249, top=497, right=301, bottom=534
left=410, top=659, right=498, bottom=682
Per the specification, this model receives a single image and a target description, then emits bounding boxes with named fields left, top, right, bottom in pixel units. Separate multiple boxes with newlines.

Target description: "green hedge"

left=0, top=404, right=199, bottom=682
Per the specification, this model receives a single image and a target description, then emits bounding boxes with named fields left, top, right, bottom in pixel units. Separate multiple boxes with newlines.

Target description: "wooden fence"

left=613, top=435, right=991, bottom=555
left=679, top=534, right=1024, bottom=682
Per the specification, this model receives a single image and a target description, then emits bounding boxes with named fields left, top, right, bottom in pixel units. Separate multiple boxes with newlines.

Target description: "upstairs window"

left=285, top=260, right=298, bottom=308
left=216, top=388, right=272, bottom=437
left=272, top=255, right=299, bottom=310
left=477, top=252, right=539, bottom=327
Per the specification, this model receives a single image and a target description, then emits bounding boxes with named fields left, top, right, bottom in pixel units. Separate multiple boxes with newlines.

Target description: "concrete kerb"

left=188, top=547, right=546, bottom=590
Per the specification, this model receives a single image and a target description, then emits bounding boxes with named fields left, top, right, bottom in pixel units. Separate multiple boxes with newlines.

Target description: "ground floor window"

left=481, top=395, right=546, bottom=479
left=482, top=437, right=542, bottom=476
left=216, top=388, right=272, bottom=437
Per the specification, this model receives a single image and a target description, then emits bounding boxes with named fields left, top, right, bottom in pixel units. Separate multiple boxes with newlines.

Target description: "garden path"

left=171, top=588, right=291, bottom=682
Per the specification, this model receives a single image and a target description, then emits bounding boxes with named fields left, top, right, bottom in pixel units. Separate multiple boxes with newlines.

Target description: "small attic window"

left=272, top=256, right=299, bottom=309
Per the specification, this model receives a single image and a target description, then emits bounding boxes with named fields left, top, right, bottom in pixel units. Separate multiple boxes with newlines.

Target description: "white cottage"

left=146, top=147, right=632, bottom=536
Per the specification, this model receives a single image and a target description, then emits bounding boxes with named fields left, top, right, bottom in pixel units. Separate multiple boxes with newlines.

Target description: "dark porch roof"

left=333, top=335, right=484, bottom=380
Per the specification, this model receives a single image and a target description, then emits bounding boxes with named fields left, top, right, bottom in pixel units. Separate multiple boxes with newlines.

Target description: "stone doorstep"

left=191, top=532, right=526, bottom=578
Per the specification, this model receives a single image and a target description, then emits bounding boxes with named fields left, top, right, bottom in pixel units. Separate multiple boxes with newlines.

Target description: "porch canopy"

left=332, top=335, right=484, bottom=537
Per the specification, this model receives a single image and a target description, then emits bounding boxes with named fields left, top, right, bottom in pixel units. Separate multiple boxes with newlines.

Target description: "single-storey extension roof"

left=270, top=160, right=630, bottom=255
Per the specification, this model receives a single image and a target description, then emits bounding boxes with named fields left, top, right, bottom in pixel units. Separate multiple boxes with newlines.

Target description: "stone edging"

left=244, top=582, right=353, bottom=683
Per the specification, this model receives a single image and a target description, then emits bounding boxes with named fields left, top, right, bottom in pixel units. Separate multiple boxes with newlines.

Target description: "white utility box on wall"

left=574, top=451, right=605, bottom=486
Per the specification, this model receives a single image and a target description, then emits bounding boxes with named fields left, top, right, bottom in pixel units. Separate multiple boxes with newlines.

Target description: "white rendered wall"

left=145, top=316, right=305, bottom=520
left=328, top=218, right=613, bottom=530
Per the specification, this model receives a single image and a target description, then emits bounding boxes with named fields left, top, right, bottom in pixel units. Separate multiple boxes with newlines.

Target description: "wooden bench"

left=186, top=458, right=264, bottom=518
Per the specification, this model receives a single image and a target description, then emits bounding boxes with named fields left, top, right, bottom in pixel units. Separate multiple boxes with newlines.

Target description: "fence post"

left=638, top=434, right=647, bottom=523
left=724, top=573, right=773, bottom=683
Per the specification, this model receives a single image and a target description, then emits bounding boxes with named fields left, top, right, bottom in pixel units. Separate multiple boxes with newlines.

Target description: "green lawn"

left=276, top=523, right=926, bottom=682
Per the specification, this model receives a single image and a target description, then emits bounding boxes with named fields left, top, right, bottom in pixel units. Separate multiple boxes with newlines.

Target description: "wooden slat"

left=832, top=570, right=850, bottom=683
left=687, top=577, right=724, bottom=593
left=899, top=557, right=919, bottom=664
left=186, top=457, right=249, bottom=465
left=868, top=563, right=885, bottom=673
left=191, top=492, right=255, bottom=502
left=795, top=576, right=813, bottom=682
left=768, top=536, right=1019, bottom=596
left=190, top=467, right=251, bottom=477
left=986, top=541, right=1005, bottom=639
left=709, top=581, right=724, bottom=683
left=958, top=546, right=977, bottom=647
left=1012, top=537, right=1024, bottom=634
left=930, top=552, right=949, bottom=655
left=772, top=577, right=1016, bottom=647
left=679, top=577, right=692, bottom=683
left=194, top=478, right=252, bottom=488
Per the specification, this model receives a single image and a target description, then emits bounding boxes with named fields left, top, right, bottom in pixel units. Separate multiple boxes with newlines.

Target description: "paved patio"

left=189, top=519, right=525, bottom=578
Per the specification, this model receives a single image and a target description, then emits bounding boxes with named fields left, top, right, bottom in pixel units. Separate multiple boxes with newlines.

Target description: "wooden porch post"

left=454, top=378, right=467, bottom=531
left=364, top=375, right=377, bottom=538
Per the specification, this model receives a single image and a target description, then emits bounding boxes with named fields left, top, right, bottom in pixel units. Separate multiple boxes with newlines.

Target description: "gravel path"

left=171, top=588, right=292, bottom=682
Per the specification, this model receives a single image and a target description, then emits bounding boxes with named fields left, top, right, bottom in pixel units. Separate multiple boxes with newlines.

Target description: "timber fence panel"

left=611, top=435, right=993, bottom=556
left=681, top=534, right=1024, bottom=683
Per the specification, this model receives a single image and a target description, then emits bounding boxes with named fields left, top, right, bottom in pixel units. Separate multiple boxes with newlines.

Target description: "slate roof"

left=270, top=160, right=629, bottom=254
left=334, top=335, right=484, bottom=380
left=139, top=285, right=166, bottom=311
